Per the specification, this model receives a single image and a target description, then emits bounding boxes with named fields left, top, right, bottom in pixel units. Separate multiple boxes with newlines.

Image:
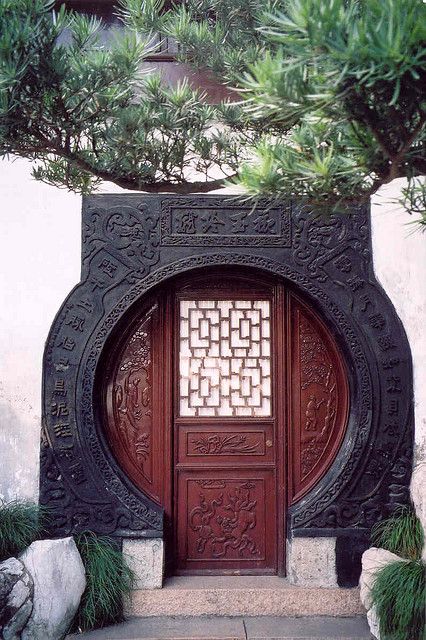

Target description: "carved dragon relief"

left=298, top=314, right=338, bottom=480
left=112, top=306, right=157, bottom=482
left=189, top=481, right=259, bottom=558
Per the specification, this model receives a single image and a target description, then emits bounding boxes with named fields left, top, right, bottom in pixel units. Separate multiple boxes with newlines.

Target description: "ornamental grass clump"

left=371, top=505, right=424, bottom=560
left=0, top=499, right=45, bottom=561
left=72, top=531, right=135, bottom=632
left=369, top=506, right=425, bottom=640
left=371, top=559, right=425, bottom=640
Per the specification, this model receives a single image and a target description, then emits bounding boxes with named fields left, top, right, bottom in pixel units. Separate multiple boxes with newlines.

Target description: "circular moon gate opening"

left=102, top=268, right=349, bottom=575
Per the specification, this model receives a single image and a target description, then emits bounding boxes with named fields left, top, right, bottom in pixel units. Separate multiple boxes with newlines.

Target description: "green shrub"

left=371, top=559, right=425, bottom=640
left=0, top=499, right=45, bottom=561
left=371, top=506, right=424, bottom=560
left=72, top=532, right=135, bottom=632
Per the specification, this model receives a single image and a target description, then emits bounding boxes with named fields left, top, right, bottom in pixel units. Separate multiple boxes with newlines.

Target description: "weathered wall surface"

left=0, top=159, right=81, bottom=500
left=370, top=179, right=426, bottom=466
left=0, top=161, right=425, bottom=512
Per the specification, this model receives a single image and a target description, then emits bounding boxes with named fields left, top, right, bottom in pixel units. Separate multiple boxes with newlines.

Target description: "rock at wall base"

left=410, top=462, right=426, bottom=561
left=20, top=537, right=86, bottom=640
left=366, top=606, right=381, bottom=640
left=359, top=547, right=403, bottom=610
left=360, top=547, right=408, bottom=640
left=0, top=557, right=34, bottom=640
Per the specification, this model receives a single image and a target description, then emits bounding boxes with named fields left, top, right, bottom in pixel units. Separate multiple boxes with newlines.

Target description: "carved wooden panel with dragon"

left=104, top=270, right=349, bottom=574
left=288, top=298, right=349, bottom=503
left=105, top=297, right=165, bottom=506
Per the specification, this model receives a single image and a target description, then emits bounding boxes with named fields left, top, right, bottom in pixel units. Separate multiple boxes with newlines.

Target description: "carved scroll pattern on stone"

left=112, top=306, right=156, bottom=483
left=188, top=481, right=260, bottom=559
left=82, top=203, right=161, bottom=280
left=298, top=313, right=339, bottom=480
left=179, top=300, right=271, bottom=417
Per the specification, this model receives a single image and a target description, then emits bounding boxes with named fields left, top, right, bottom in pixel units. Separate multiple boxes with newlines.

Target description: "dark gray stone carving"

left=160, top=197, right=292, bottom=247
left=40, top=195, right=414, bottom=579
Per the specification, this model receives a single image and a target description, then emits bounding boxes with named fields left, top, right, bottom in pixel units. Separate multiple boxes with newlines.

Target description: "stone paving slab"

left=67, top=617, right=246, bottom=640
left=67, top=616, right=373, bottom=640
left=245, top=616, right=373, bottom=639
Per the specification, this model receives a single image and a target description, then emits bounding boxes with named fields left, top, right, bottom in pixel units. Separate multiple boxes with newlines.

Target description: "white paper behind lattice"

left=179, top=299, right=272, bottom=417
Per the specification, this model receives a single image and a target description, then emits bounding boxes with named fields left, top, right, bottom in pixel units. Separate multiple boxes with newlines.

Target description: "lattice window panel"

left=179, top=300, right=272, bottom=417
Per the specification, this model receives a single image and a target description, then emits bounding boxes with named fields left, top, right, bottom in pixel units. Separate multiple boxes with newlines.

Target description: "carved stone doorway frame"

left=40, top=195, right=413, bottom=583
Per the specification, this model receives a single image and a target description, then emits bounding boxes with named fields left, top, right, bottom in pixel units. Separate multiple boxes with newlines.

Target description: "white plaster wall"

left=0, top=162, right=425, bottom=510
left=370, top=179, right=426, bottom=465
left=0, top=158, right=81, bottom=500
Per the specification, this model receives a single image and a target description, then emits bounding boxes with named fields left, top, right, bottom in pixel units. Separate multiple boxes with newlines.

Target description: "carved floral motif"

left=191, top=434, right=261, bottom=455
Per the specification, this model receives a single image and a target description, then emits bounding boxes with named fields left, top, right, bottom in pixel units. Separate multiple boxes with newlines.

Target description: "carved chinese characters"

left=160, top=198, right=291, bottom=247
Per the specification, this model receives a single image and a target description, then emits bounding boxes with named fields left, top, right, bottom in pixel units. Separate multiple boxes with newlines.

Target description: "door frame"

left=167, top=269, right=287, bottom=575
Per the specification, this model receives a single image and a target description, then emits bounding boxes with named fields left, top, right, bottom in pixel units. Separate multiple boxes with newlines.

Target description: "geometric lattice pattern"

left=179, top=300, right=272, bottom=417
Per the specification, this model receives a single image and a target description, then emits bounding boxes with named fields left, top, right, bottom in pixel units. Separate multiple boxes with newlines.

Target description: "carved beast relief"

left=183, top=478, right=268, bottom=563
left=290, top=300, right=349, bottom=502
left=189, top=481, right=260, bottom=558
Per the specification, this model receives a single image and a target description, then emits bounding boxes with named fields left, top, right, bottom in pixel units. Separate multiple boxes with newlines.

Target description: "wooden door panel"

left=176, top=469, right=276, bottom=571
left=173, top=281, right=280, bottom=573
left=177, top=423, right=275, bottom=465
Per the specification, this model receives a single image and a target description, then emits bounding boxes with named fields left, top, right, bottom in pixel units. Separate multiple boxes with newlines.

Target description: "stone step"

left=127, top=577, right=364, bottom=618
left=67, top=615, right=373, bottom=639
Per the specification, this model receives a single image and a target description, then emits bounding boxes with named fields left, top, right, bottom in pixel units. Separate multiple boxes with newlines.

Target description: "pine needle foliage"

left=1, top=0, right=425, bottom=223
left=72, top=532, right=135, bottom=632
left=0, top=0, right=245, bottom=193
left=371, top=559, right=426, bottom=640
left=0, top=499, right=45, bottom=561
left=371, top=506, right=424, bottom=560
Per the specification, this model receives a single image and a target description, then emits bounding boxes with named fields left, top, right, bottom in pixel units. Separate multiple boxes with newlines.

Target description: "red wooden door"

left=103, top=269, right=349, bottom=576
left=173, top=274, right=283, bottom=573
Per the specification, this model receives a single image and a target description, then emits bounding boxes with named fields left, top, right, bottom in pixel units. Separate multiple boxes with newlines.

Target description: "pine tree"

left=0, top=0, right=425, bottom=224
